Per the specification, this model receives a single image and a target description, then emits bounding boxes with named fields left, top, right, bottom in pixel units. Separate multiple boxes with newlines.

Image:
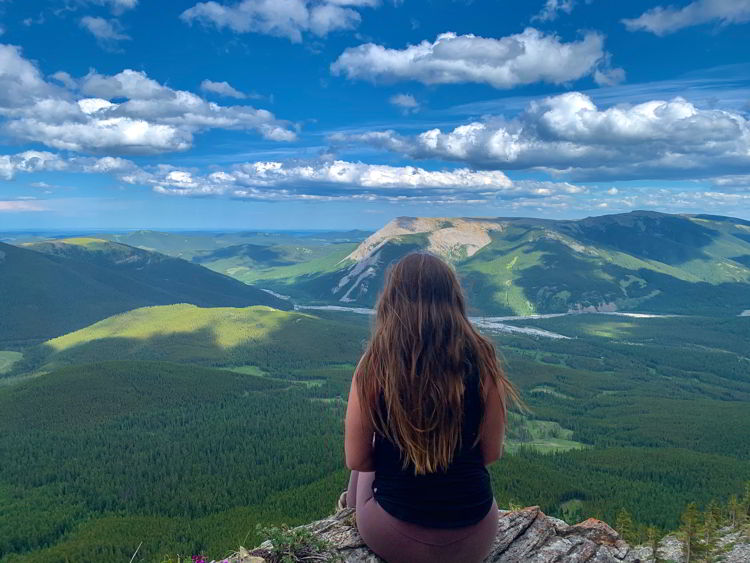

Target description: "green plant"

left=255, top=524, right=343, bottom=563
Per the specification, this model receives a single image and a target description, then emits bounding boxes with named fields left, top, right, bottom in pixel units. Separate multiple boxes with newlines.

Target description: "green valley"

left=1, top=212, right=749, bottom=562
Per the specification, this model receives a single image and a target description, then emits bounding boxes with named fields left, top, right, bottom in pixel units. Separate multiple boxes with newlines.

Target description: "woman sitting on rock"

left=342, top=252, right=520, bottom=563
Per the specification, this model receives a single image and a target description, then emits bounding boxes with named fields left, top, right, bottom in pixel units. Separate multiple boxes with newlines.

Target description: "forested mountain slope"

left=252, top=211, right=750, bottom=316
left=0, top=239, right=289, bottom=346
left=17, top=304, right=368, bottom=375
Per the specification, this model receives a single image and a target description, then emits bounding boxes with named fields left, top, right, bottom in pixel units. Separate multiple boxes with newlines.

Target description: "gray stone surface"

left=229, top=506, right=642, bottom=562
left=226, top=510, right=750, bottom=563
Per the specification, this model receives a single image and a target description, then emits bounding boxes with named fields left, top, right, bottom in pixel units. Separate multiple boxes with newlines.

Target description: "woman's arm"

left=479, top=373, right=506, bottom=466
left=344, top=367, right=376, bottom=471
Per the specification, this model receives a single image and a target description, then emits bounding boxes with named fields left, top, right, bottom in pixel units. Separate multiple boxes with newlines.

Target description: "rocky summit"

left=229, top=505, right=643, bottom=563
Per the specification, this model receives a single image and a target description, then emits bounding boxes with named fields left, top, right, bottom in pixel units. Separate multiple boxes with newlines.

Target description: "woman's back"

left=373, top=359, right=493, bottom=528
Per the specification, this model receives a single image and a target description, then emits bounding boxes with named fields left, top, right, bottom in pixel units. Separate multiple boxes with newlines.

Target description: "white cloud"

left=200, top=79, right=246, bottom=99
left=50, top=71, right=77, bottom=90
left=532, top=0, right=574, bottom=23
left=7, top=148, right=750, bottom=214
left=81, top=156, right=136, bottom=173
left=325, top=0, right=379, bottom=5
left=80, top=16, right=131, bottom=47
left=80, top=69, right=172, bottom=99
left=623, top=0, right=750, bottom=35
left=593, top=66, right=626, bottom=87
left=707, top=174, right=750, bottom=190
left=180, top=0, right=378, bottom=43
left=0, top=47, right=297, bottom=154
left=437, top=186, right=750, bottom=216
left=389, top=93, right=419, bottom=113
left=113, top=159, right=584, bottom=204
left=86, top=0, right=139, bottom=14
left=128, top=159, right=593, bottom=205
left=0, top=151, right=67, bottom=180
left=0, top=150, right=139, bottom=181
left=331, top=92, right=750, bottom=181
left=330, top=28, right=623, bottom=89
left=0, top=200, right=47, bottom=212
left=0, top=44, right=59, bottom=108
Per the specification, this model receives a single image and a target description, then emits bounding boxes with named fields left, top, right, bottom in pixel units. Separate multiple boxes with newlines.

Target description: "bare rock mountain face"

left=347, top=217, right=505, bottom=263
left=230, top=505, right=646, bottom=563
left=331, top=217, right=505, bottom=304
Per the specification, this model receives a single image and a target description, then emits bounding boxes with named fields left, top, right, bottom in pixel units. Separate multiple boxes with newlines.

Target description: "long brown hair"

left=356, top=252, right=520, bottom=475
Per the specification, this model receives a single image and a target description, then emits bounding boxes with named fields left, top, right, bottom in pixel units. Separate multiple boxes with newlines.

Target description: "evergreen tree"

left=728, top=495, right=740, bottom=527
left=703, top=503, right=719, bottom=553
left=680, top=503, right=702, bottom=563
left=708, top=500, right=722, bottom=527
left=615, top=508, right=635, bottom=544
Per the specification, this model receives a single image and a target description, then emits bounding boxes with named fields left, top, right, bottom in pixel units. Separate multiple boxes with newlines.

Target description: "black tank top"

left=372, top=360, right=493, bottom=528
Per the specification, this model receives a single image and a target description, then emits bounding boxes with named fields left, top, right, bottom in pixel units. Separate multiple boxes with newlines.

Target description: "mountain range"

left=244, top=211, right=750, bottom=316
left=0, top=238, right=289, bottom=346
left=1, top=211, right=749, bottom=561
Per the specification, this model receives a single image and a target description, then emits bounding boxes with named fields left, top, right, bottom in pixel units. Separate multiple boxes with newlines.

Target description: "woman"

left=343, top=252, right=520, bottom=563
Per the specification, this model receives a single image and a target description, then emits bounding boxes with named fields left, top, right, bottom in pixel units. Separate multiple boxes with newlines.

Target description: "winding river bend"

left=290, top=304, right=680, bottom=339
left=292, top=304, right=572, bottom=339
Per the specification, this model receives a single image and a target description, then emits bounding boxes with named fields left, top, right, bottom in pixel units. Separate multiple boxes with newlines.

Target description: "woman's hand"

left=345, top=365, right=376, bottom=471
left=479, top=373, right=505, bottom=466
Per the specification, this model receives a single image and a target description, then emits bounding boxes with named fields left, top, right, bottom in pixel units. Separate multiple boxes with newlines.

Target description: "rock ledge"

left=232, top=505, right=644, bottom=562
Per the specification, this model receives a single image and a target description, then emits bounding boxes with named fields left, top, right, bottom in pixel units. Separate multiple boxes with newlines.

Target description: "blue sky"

left=1, top=0, right=750, bottom=230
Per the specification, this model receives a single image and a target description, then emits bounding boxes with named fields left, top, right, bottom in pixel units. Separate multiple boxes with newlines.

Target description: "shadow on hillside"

left=559, top=213, right=721, bottom=266
left=462, top=240, right=750, bottom=316
left=194, top=243, right=295, bottom=267
left=10, top=313, right=368, bottom=378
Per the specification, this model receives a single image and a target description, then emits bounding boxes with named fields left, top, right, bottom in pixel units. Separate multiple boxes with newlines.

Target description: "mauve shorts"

left=346, top=470, right=499, bottom=563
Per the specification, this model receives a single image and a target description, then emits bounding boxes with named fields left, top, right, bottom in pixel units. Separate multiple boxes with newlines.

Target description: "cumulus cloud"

left=80, top=16, right=131, bottom=48
left=0, top=46, right=297, bottom=154
left=0, top=151, right=67, bottom=180
left=532, top=0, right=575, bottom=22
left=0, top=150, right=137, bottom=180
left=330, top=28, right=623, bottom=90
left=135, top=160, right=522, bottom=202
left=331, top=92, right=750, bottom=181
left=200, top=79, right=247, bottom=99
left=7, top=148, right=750, bottom=214
left=0, top=44, right=60, bottom=108
left=623, top=0, right=750, bottom=35
left=0, top=144, right=594, bottom=205
left=115, top=160, right=750, bottom=214
left=389, top=93, right=419, bottom=113
left=180, top=0, right=379, bottom=43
